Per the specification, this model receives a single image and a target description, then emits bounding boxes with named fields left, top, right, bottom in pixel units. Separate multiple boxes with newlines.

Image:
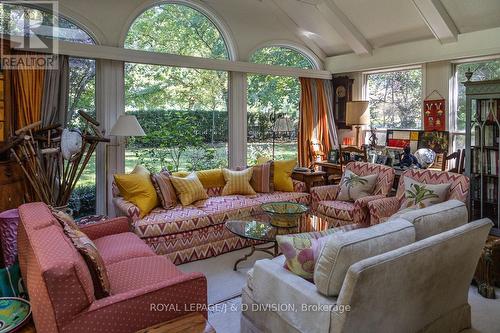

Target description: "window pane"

left=455, top=59, right=500, bottom=131
left=366, top=68, right=423, bottom=129
left=125, top=3, right=228, bottom=59
left=125, top=63, right=228, bottom=173
left=247, top=46, right=313, bottom=164
left=68, top=58, right=96, bottom=218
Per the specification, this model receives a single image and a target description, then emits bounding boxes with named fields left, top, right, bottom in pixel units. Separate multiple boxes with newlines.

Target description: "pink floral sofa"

left=17, top=202, right=207, bottom=333
left=368, top=168, right=469, bottom=225
left=311, top=162, right=395, bottom=226
left=113, top=179, right=309, bottom=264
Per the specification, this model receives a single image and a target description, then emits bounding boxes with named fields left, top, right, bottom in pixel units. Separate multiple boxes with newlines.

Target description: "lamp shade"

left=110, top=115, right=146, bottom=137
left=346, top=101, right=370, bottom=126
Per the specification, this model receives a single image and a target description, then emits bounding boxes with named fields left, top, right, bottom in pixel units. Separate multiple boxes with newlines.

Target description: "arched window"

left=0, top=3, right=95, bottom=44
left=123, top=3, right=230, bottom=173
left=125, top=2, right=229, bottom=59
left=247, top=45, right=315, bottom=163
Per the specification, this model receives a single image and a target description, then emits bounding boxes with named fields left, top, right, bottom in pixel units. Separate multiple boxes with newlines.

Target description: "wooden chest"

left=0, top=160, right=26, bottom=212
left=474, top=235, right=500, bottom=298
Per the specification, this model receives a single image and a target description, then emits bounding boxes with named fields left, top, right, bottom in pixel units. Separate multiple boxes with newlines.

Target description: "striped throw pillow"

left=170, top=172, right=208, bottom=206
left=151, top=170, right=178, bottom=209
left=222, top=168, right=256, bottom=196
left=250, top=161, right=274, bottom=193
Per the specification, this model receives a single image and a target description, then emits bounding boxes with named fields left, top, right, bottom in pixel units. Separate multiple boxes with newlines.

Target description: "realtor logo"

left=0, top=1, right=59, bottom=69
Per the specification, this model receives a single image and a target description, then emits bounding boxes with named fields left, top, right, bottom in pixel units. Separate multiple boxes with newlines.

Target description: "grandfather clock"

left=332, top=76, right=354, bottom=129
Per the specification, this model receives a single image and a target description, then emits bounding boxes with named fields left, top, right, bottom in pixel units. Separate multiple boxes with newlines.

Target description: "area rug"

left=178, top=246, right=271, bottom=304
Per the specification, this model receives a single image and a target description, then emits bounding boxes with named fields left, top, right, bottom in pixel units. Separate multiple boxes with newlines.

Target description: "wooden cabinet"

left=0, top=161, right=26, bottom=212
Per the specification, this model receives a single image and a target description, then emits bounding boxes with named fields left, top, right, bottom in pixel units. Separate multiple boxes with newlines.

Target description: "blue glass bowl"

left=261, top=202, right=308, bottom=228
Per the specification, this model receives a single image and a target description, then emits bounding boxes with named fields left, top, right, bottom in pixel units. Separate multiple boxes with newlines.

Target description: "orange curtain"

left=12, top=52, right=45, bottom=128
left=299, top=78, right=337, bottom=167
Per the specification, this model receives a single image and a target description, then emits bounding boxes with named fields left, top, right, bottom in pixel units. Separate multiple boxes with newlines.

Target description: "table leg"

left=233, top=242, right=276, bottom=271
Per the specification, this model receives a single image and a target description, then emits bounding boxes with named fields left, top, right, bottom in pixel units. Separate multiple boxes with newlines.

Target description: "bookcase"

left=464, top=79, right=500, bottom=236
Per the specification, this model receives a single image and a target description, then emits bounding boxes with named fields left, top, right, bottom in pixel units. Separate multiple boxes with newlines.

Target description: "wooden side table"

left=292, top=170, right=326, bottom=192
left=314, top=161, right=342, bottom=184
left=474, top=235, right=500, bottom=299
left=136, top=313, right=215, bottom=333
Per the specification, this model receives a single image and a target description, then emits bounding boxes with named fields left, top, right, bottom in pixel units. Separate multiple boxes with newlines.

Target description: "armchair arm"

left=353, top=195, right=387, bottom=226
left=79, top=217, right=131, bottom=240
left=65, top=272, right=207, bottom=333
left=367, top=197, right=400, bottom=225
left=310, top=185, right=340, bottom=212
left=112, top=197, right=140, bottom=223
left=293, top=180, right=307, bottom=193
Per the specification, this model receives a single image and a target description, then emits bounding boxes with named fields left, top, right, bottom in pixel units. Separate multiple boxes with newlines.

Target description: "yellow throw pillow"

left=172, top=169, right=225, bottom=189
left=256, top=156, right=272, bottom=165
left=114, top=167, right=159, bottom=218
left=273, top=159, right=297, bottom=192
left=222, top=168, right=256, bottom=196
left=170, top=172, right=209, bottom=206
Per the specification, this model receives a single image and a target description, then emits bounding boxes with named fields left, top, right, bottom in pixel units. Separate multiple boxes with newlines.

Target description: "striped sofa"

left=113, top=175, right=310, bottom=265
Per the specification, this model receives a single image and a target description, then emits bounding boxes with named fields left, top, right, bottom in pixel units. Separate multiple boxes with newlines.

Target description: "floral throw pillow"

left=402, top=176, right=451, bottom=209
left=336, top=170, right=377, bottom=202
left=276, top=228, right=339, bottom=280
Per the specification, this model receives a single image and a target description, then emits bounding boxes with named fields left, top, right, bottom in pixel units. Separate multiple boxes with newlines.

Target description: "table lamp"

left=346, top=101, right=369, bottom=147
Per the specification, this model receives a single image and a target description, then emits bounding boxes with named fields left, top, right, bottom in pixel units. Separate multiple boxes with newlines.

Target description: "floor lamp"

left=105, top=115, right=146, bottom=214
left=346, top=101, right=369, bottom=147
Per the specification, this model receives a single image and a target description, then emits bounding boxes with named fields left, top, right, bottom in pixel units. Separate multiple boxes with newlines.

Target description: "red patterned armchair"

left=311, top=162, right=395, bottom=227
left=367, top=168, right=469, bottom=225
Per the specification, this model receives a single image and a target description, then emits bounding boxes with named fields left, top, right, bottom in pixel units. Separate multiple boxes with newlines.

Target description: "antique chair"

left=311, top=162, right=395, bottom=227
left=368, top=168, right=469, bottom=226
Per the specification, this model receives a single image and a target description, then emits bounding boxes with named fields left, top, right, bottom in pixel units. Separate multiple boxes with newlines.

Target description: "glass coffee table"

left=225, top=211, right=358, bottom=270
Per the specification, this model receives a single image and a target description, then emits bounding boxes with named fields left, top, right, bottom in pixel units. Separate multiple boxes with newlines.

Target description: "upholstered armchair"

left=368, top=168, right=470, bottom=226
left=311, top=162, right=395, bottom=227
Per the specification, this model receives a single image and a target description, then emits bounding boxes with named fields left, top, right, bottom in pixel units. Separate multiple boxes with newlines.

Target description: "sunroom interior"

left=0, top=0, right=500, bottom=332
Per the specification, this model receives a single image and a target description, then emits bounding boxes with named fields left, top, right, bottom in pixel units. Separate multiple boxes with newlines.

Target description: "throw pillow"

left=276, top=228, right=341, bottom=280
left=250, top=161, right=274, bottom=193
left=51, top=208, right=79, bottom=230
left=171, top=169, right=226, bottom=189
left=273, top=159, right=297, bottom=192
left=151, top=170, right=178, bottom=210
left=402, top=176, right=450, bottom=209
left=222, top=168, right=256, bottom=196
left=114, top=166, right=159, bottom=218
left=63, top=225, right=111, bottom=299
left=170, top=172, right=209, bottom=206
left=336, top=170, right=377, bottom=201
left=314, top=219, right=415, bottom=296
left=256, top=156, right=272, bottom=165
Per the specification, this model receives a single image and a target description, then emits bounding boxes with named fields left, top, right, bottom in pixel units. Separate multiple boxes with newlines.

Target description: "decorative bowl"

left=0, top=297, right=31, bottom=333
left=261, top=202, right=308, bottom=228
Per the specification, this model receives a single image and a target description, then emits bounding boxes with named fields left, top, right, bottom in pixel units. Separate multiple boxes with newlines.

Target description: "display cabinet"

left=464, top=79, right=500, bottom=236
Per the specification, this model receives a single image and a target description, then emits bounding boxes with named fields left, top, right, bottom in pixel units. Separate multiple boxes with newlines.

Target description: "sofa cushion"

left=276, top=235, right=326, bottom=280
left=337, top=170, right=377, bottom=202
left=63, top=225, right=111, bottom=299
left=253, top=192, right=310, bottom=205
left=317, top=201, right=355, bottom=221
left=133, top=206, right=211, bottom=237
left=273, top=159, right=296, bottom=192
left=107, top=256, right=184, bottom=294
left=250, top=162, right=274, bottom=193
left=170, top=172, right=209, bottom=206
left=314, top=219, right=415, bottom=296
left=94, top=232, right=155, bottom=265
left=151, top=170, right=178, bottom=210
left=172, top=168, right=226, bottom=189
left=114, top=168, right=159, bottom=218
left=395, top=199, right=468, bottom=240
left=401, top=176, right=451, bottom=209
left=194, top=195, right=260, bottom=224
left=222, top=168, right=256, bottom=196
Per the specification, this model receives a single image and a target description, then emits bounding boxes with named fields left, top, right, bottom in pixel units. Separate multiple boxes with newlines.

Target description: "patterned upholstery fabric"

left=17, top=202, right=208, bottom=333
left=113, top=176, right=310, bottom=264
left=312, top=162, right=395, bottom=226
left=368, top=169, right=470, bottom=225
left=93, top=233, right=155, bottom=265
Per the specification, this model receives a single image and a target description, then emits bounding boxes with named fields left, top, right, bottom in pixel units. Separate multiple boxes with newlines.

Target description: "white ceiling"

left=57, top=0, right=500, bottom=64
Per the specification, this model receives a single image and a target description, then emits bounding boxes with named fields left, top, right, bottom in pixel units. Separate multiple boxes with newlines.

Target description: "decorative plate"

left=261, top=202, right=308, bottom=228
left=0, top=297, right=31, bottom=333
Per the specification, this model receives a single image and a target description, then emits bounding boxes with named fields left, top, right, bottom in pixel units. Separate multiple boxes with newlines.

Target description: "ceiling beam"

left=412, top=0, right=459, bottom=44
left=316, top=0, right=372, bottom=55
left=268, top=0, right=327, bottom=61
